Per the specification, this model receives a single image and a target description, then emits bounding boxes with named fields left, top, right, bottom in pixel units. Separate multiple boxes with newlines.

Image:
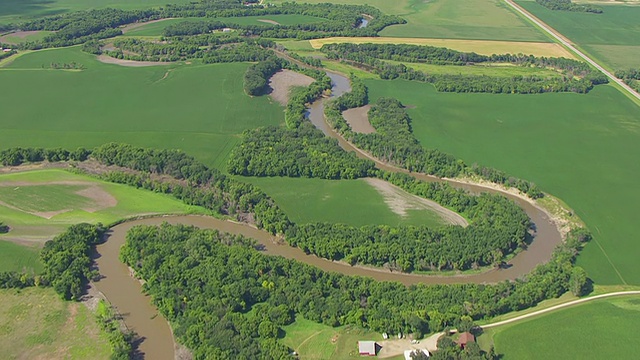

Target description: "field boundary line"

left=503, top=0, right=640, bottom=103
left=591, top=226, right=628, bottom=285
left=483, top=291, right=640, bottom=329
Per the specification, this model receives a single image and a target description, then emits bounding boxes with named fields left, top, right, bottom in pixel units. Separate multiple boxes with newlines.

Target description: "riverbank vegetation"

left=41, top=223, right=105, bottom=300
left=120, top=222, right=589, bottom=358
left=321, top=43, right=607, bottom=94
left=229, top=123, right=376, bottom=179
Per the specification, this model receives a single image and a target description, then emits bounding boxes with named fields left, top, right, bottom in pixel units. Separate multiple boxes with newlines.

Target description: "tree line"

left=119, top=222, right=590, bottom=359
left=321, top=43, right=608, bottom=94
left=228, top=123, right=376, bottom=179
left=616, top=68, right=640, bottom=92
left=12, top=0, right=404, bottom=50
left=536, top=0, right=603, bottom=13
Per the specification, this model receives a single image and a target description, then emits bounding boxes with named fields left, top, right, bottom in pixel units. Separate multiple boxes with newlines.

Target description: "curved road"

left=483, top=290, right=640, bottom=329
left=504, top=0, right=640, bottom=102
left=409, top=291, right=640, bottom=355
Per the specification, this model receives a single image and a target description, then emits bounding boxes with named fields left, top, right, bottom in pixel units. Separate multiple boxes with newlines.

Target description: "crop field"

left=0, top=0, right=194, bottom=24
left=0, top=47, right=284, bottom=169
left=0, top=169, right=206, bottom=241
left=271, top=0, right=548, bottom=41
left=516, top=0, right=640, bottom=69
left=240, top=176, right=451, bottom=228
left=365, top=79, right=640, bottom=286
left=0, top=287, right=111, bottom=359
left=309, top=37, right=574, bottom=58
left=386, top=60, right=563, bottom=78
left=480, top=296, right=640, bottom=359
left=0, top=241, right=42, bottom=273
left=379, top=0, right=549, bottom=41
left=124, top=15, right=327, bottom=37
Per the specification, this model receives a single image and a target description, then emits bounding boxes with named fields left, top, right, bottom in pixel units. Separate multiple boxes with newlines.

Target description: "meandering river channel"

left=92, top=71, right=562, bottom=359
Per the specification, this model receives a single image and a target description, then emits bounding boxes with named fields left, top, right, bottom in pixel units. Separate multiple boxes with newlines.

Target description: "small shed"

left=456, top=332, right=475, bottom=348
left=404, top=349, right=430, bottom=360
left=358, top=341, right=377, bottom=356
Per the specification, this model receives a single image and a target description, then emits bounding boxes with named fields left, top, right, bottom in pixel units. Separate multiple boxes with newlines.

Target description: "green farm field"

left=365, top=79, right=640, bottom=285
left=240, top=176, right=451, bottom=228
left=0, top=241, right=42, bottom=273
left=0, top=287, right=111, bottom=359
left=0, top=47, right=284, bottom=169
left=0, top=169, right=207, bottom=241
left=516, top=0, right=640, bottom=69
left=124, top=15, right=327, bottom=37
left=480, top=296, right=640, bottom=359
left=0, top=0, right=194, bottom=25
left=270, top=0, right=549, bottom=41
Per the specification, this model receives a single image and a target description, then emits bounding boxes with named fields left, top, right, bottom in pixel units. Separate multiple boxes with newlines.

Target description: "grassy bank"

left=365, top=79, right=640, bottom=285
left=0, top=287, right=111, bottom=359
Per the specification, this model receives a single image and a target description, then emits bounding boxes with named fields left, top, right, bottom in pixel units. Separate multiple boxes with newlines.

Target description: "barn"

left=358, top=341, right=377, bottom=356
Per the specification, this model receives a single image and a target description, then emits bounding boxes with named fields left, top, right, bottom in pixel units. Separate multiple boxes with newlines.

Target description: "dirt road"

left=482, top=290, right=640, bottom=329
left=504, top=0, right=640, bottom=102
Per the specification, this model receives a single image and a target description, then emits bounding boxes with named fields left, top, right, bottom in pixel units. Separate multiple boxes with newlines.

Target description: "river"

left=92, top=71, right=562, bottom=359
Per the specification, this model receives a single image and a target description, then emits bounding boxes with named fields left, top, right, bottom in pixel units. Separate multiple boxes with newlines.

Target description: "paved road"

left=504, top=0, right=640, bottom=102
left=483, top=290, right=640, bottom=329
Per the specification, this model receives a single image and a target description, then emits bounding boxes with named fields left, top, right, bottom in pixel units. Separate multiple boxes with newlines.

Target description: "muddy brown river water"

left=93, top=71, right=562, bottom=359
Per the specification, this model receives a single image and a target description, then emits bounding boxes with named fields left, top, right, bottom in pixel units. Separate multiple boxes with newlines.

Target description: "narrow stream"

left=92, top=71, right=563, bottom=359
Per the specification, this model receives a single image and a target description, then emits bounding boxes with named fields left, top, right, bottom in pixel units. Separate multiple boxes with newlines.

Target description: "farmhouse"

left=404, top=349, right=430, bottom=359
left=358, top=341, right=377, bottom=356
left=456, top=332, right=475, bottom=349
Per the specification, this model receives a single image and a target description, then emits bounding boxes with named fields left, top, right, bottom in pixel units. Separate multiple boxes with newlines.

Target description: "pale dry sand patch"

left=97, top=55, right=169, bottom=67
left=268, top=69, right=315, bottom=106
left=310, top=37, right=576, bottom=59
left=365, top=178, right=468, bottom=227
left=342, top=105, right=375, bottom=134
left=257, top=19, right=280, bottom=25
left=75, top=186, right=118, bottom=212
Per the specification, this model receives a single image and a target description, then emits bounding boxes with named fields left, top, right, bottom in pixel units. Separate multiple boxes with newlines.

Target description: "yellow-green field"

left=0, top=287, right=111, bottom=359
left=309, top=37, right=575, bottom=58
